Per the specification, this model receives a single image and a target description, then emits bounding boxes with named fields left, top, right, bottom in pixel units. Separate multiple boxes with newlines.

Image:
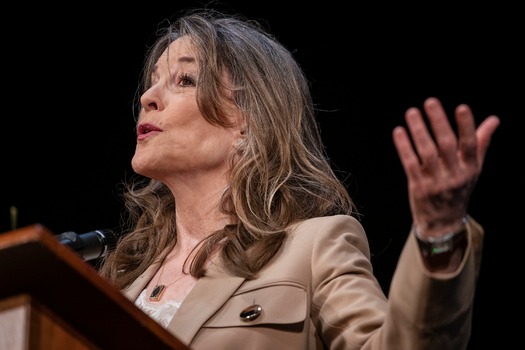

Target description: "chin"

left=131, top=156, right=147, bottom=174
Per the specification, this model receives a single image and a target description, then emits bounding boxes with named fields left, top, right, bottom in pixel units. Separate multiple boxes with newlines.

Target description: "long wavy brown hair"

left=98, top=8, right=357, bottom=291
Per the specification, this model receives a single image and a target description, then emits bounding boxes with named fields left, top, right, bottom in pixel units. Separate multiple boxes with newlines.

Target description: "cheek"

left=191, top=127, right=237, bottom=163
left=198, top=131, right=235, bottom=155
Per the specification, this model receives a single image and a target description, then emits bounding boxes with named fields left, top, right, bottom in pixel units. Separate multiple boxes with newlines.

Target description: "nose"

left=140, top=84, right=163, bottom=112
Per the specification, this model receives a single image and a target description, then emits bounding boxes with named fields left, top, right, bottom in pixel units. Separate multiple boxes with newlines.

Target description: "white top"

left=135, top=289, right=182, bottom=328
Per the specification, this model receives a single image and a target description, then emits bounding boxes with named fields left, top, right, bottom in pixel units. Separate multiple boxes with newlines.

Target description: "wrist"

left=414, top=217, right=468, bottom=257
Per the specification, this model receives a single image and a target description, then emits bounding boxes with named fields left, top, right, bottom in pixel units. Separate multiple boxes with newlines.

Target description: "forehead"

left=157, top=36, right=198, bottom=67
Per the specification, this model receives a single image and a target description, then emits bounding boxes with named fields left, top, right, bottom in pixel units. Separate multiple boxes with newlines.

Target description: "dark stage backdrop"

left=2, top=2, right=521, bottom=349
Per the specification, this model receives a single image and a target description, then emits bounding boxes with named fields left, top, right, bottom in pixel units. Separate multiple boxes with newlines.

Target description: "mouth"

left=137, top=123, right=162, bottom=135
left=137, top=123, right=162, bottom=140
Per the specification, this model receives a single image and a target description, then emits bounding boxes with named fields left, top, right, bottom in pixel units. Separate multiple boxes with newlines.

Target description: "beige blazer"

left=124, top=214, right=482, bottom=349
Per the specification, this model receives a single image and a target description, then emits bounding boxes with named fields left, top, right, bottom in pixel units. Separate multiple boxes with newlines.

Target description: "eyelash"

left=177, top=73, right=195, bottom=87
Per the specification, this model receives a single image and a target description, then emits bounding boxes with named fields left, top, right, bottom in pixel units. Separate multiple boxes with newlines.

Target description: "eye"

left=178, top=73, right=196, bottom=87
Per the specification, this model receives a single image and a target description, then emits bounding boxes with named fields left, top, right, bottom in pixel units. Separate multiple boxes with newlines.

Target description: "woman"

left=98, top=9, right=500, bottom=349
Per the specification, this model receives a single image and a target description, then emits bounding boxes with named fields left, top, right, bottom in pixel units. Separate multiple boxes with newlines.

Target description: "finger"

left=404, top=106, right=439, bottom=170
left=476, top=115, right=501, bottom=168
left=423, top=97, right=458, bottom=166
left=392, top=126, right=421, bottom=180
left=454, top=104, right=478, bottom=164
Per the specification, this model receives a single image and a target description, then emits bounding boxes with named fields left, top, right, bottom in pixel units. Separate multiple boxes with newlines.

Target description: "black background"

left=2, top=2, right=521, bottom=348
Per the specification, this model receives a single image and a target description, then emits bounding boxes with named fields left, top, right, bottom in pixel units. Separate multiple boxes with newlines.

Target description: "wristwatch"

left=414, top=218, right=468, bottom=257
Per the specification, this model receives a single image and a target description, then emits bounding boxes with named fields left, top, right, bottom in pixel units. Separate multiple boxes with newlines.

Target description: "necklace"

left=149, top=264, right=189, bottom=302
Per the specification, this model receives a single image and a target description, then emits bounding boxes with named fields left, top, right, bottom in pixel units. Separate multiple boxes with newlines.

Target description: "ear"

left=233, top=127, right=246, bottom=147
left=228, top=106, right=246, bottom=135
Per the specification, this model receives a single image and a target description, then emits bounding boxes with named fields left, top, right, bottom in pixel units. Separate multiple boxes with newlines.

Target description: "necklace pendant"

left=149, top=284, right=166, bottom=302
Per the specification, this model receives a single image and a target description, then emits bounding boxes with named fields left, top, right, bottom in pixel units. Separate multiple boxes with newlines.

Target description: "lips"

left=137, top=123, right=162, bottom=141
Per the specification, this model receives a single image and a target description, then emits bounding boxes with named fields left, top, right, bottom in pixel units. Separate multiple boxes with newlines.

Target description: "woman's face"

left=132, top=36, right=242, bottom=184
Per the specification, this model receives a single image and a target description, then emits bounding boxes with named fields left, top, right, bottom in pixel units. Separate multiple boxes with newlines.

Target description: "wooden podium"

left=0, top=224, right=189, bottom=350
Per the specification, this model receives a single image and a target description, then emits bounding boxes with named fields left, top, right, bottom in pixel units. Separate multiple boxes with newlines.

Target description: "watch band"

left=414, top=218, right=468, bottom=257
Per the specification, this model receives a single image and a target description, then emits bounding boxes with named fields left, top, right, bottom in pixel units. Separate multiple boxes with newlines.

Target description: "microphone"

left=56, top=229, right=118, bottom=261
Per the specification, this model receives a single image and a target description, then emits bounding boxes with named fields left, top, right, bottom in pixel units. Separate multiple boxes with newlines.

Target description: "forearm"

left=379, top=217, right=484, bottom=349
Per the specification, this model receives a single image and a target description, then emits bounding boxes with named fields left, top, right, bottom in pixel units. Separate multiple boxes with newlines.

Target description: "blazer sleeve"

left=306, top=215, right=388, bottom=349
left=308, top=215, right=483, bottom=350
left=365, top=216, right=483, bottom=350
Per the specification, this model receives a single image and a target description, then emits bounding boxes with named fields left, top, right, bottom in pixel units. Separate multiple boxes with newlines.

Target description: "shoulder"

left=286, top=215, right=370, bottom=258
left=292, top=214, right=362, bottom=230
left=290, top=215, right=366, bottom=241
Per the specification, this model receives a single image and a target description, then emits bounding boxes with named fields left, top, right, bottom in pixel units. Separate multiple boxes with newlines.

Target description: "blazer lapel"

left=166, top=264, right=245, bottom=345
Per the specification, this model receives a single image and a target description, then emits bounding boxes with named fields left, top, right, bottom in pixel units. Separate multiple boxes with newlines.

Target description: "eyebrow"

left=152, top=54, right=197, bottom=74
left=177, top=55, right=196, bottom=64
